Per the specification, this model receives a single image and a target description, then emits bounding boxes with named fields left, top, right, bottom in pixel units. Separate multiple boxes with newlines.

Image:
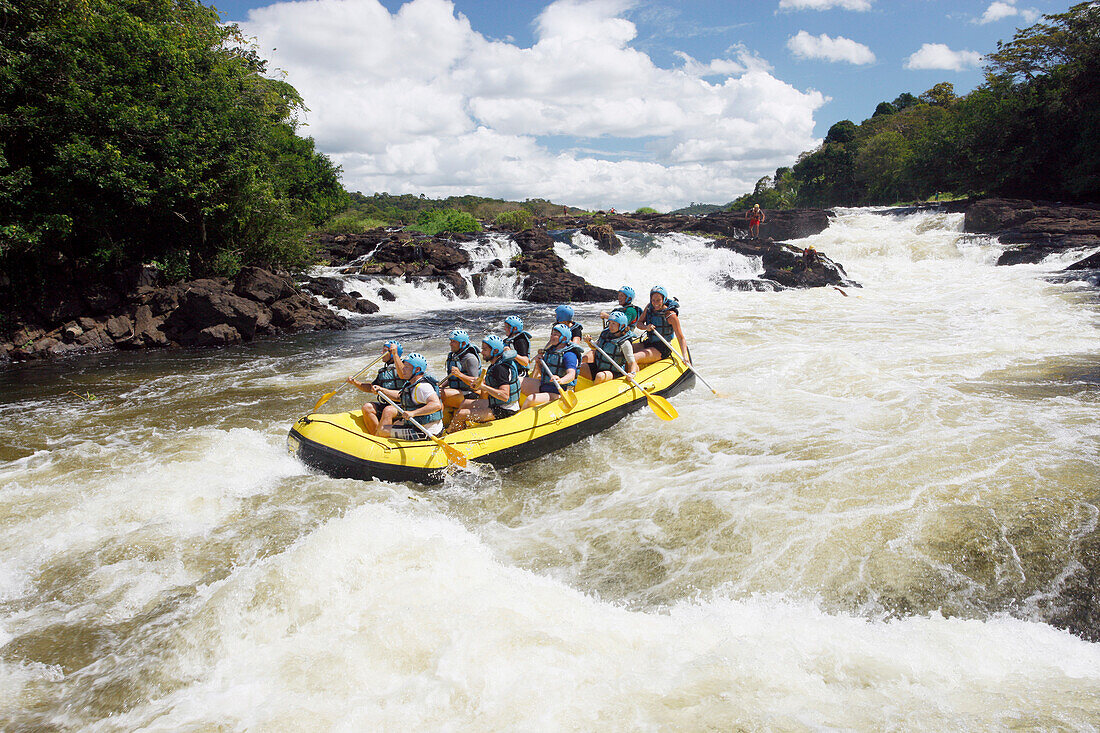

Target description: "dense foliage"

left=324, top=192, right=577, bottom=231
left=406, top=208, right=482, bottom=236
left=493, top=209, right=533, bottom=231
left=0, top=0, right=346, bottom=290
left=738, top=2, right=1098, bottom=209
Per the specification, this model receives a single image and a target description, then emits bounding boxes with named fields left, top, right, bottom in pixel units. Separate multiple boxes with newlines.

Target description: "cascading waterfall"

left=1, top=208, right=1098, bottom=730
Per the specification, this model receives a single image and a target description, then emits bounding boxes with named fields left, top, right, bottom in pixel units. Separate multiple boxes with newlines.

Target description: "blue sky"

left=215, top=0, right=1067, bottom=210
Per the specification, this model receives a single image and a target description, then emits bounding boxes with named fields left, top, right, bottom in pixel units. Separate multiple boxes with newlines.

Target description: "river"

left=2, top=209, right=1099, bottom=730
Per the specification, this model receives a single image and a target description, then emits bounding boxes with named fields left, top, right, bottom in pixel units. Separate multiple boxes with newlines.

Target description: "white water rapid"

left=2, top=209, right=1099, bottom=730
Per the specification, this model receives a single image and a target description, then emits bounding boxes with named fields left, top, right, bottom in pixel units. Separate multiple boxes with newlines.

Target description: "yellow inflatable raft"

left=288, top=346, right=695, bottom=484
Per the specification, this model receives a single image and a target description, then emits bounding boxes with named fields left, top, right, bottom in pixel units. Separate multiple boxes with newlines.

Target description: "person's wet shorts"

left=491, top=404, right=520, bottom=420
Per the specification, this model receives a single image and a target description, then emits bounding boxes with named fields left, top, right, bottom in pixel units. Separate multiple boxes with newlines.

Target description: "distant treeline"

left=728, top=2, right=1098, bottom=211
left=0, top=0, right=346, bottom=294
left=324, top=192, right=584, bottom=233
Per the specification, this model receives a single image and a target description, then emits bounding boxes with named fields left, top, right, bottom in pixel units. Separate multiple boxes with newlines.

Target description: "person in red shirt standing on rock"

left=747, top=203, right=765, bottom=238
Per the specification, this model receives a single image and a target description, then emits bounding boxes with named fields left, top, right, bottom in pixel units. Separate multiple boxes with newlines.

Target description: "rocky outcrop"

left=964, top=198, right=1100, bottom=266
left=582, top=223, right=622, bottom=254
left=3, top=266, right=346, bottom=363
left=550, top=209, right=833, bottom=242
left=508, top=226, right=617, bottom=302
left=709, top=239, right=855, bottom=290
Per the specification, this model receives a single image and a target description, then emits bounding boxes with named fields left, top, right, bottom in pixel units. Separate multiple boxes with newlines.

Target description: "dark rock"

left=582, top=223, right=622, bottom=254
left=512, top=228, right=556, bottom=253
left=165, top=283, right=261, bottom=341
left=31, top=337, right=60, bottom=355
left=132, top=305, right=168, bottom=347
left=434, top=270, right=468, bottom=298
left=371, top=239, right=470, bottom=271
left=11, top=326, right=45, bottom=349
left=1066, top=251, right=1100, bottom=271
left=377, top=287, right=397, bottom=302
left=75, top=327, right=112, bottom=350
left=105, top=315, right=134, bottom=341
left=194, top=324, right=242, bottom=347
left=516, top=248, right=617, bottom=303
left=710, top=238, right=853, bottom=289
left=77, top=317, right=97, bottom=331
left=61, top=322, right=83, bottom=343
left=270, top=293, right=347, bottom=331
left=234, top=267, right=296, bottom=304
left=302, top=276, right=346, bottom=300
left=965, top=198, right=1100, bottom=267
left=149, top=285, right=182, bottom=316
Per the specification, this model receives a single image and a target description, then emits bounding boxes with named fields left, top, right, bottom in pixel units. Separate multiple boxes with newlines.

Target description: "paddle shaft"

left=375, top=390, right=467, bottom=466
left=647, top=329, right=719, bottom=395
left=314, top=354, right=384, bottom=411
left=375, top=390, right=439, bottom=441
left=589, top=342, right=649, bottom=394
left=586, top=344, right=675, bottom=420
left=537, top=357, right=569, bottom=400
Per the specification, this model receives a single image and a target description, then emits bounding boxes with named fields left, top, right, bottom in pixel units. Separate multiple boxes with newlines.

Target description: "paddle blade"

left=645, top=393, right=679, bottom=421
left=312, top=390, right=337, bottom=413
left=560, top=389, right=578, bottom=411
left=435, top=438, right=468, bottom=467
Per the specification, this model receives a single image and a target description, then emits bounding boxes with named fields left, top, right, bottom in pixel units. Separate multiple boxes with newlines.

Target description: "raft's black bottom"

left=291, top=369, right=696, bottom=486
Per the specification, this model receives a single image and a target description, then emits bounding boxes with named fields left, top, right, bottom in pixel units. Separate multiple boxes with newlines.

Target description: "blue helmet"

left=449, top=329, right=470, bottom=346
left=504, top=315, right=524, bottom=333
left=404, top=352, right=428, bottom=376
left=607, top=311, right=629, bottom=331
left=650, top=285, right=669, bottom=302
left=551, top=323, right=572, bottom=345
left=383, top=339, right=403, bottom=357
left=618, top=285, right=635, bottom=302
left=482, top=334, right=506, bottom=359
left=555, top=304, right=574, bottom=322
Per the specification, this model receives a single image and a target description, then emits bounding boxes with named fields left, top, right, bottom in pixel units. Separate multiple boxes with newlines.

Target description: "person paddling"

left=503, top=315, right=532, bottom=375
left=440, top=329, right=481, bottom=422
left=347, top=340, right=407, bottom=419
left=634, top=285, right=689, bottom=368
left=447, top=335, right=522, bottom=431
left=599, top=285, right=642, bottom=333
left=521, top=324, right=579, bottom=408
left=580, top=311, right=637, bottom=383
left=361, top=353, right=444, bottom=439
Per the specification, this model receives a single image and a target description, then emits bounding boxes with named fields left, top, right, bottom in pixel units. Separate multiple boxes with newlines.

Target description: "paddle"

left=375, top=391, right=468, bottom=467
left=646, top=329, right=723, bottom=397
left=536, top=357, right=578, bottom=411
left=312, top=354, right=384, bottom=412
left=588, top=343, right=677, bottom=421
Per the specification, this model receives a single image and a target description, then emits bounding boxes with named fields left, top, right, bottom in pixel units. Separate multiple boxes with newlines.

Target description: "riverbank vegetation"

left=0, top=0, right=346, bottom=301
left=321, top=192, right=579, bottom=233
left=720, top=2, right=1098, bottom=211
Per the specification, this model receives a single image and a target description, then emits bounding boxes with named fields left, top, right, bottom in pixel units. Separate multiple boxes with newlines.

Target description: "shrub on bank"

left=493, top=209, right=533, bottom=231
left=407, top=209, right=482, bottom=236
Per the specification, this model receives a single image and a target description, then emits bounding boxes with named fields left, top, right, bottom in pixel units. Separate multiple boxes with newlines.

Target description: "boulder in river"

left=964, top=198, right=1100, bottom=266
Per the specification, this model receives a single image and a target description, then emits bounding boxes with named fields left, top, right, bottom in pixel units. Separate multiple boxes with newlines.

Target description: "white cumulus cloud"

left=904, top=43, right=983, bottom=71
left=239, top=0, right=826, bottom=210
left=976, top=0, right=1041, bottom=24
left=786, top=31, right=875, bottom=65
left=778, top=0, right=872, bottom=11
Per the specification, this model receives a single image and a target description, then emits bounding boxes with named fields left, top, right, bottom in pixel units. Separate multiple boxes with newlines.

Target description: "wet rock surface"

left=964, top=198, right=1100, bottom=267
left=3, top=266, right=345, bottom=363
left=709, top=238, right=856, bottom=290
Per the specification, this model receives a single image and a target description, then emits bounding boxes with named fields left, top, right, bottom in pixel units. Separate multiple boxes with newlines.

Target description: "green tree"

left=0, top=0, right=345, bottom=290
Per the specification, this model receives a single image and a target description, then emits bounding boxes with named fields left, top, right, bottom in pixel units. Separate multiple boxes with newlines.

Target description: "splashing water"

left=1, top=209, right=1099, bottom=729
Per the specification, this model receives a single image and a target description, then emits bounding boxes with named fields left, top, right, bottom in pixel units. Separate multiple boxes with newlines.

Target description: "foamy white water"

left=2, top=209, right=1099, bottom=730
